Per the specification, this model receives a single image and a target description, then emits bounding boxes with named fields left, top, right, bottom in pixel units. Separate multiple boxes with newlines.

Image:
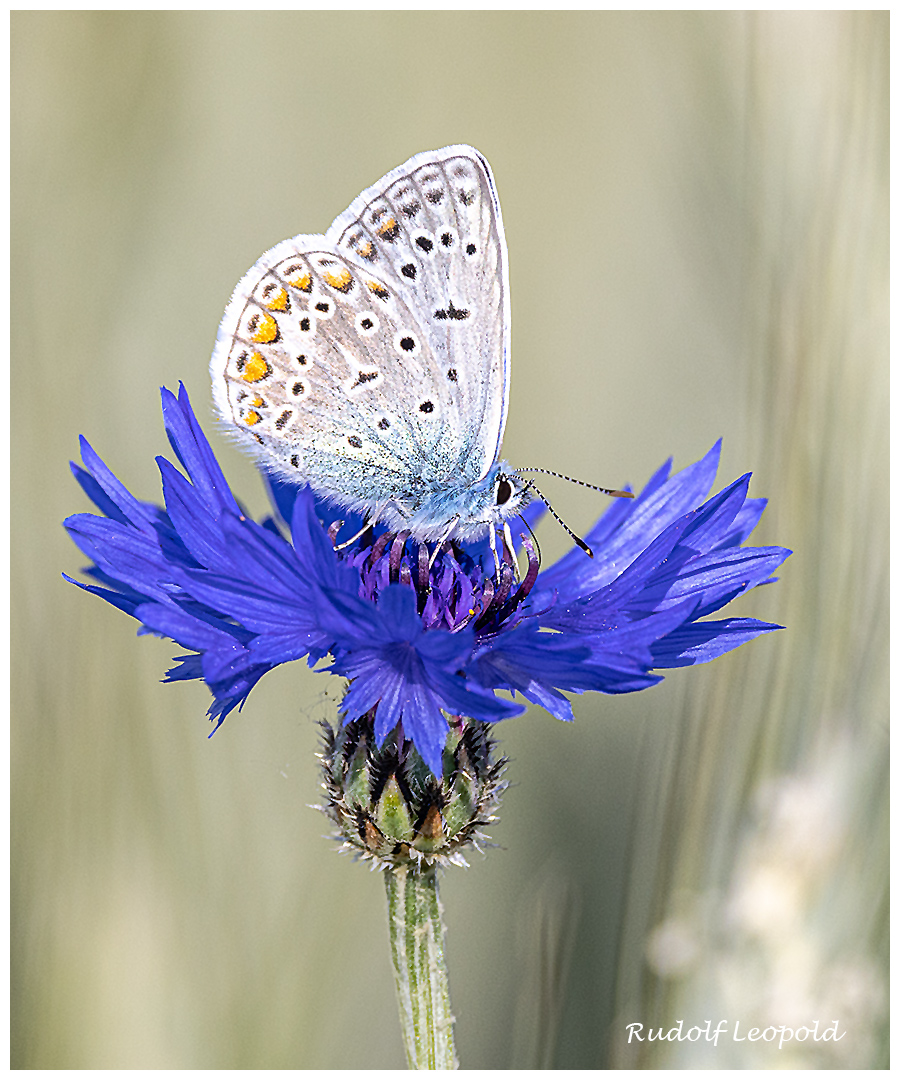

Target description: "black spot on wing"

left=433, top=301, right=470, bottom=321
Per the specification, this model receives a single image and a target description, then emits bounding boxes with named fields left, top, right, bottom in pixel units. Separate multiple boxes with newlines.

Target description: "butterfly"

left=211, top=145, right=627, bottom=558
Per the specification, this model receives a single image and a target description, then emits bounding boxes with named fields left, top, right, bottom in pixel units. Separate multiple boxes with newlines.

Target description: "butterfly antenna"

left=521, top=480, right=594, bottom=558
left=517, top=467, right=634, bottom=501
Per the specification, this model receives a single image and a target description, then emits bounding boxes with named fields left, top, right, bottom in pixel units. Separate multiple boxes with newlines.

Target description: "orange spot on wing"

left=241, top=352, right=269, bottom=382
left=323, top=267, right=353, bottom=292
left=286, top=267, right=312, bottom=292
left=248, top=311, right=278, bottom=343
left=376, top=216, right=400, bottom=242
left=262, top=284, right=289, bottom=311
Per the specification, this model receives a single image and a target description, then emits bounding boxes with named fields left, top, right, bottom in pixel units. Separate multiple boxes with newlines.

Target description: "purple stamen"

left=492, top=534, right=541, bottom=625
left=390, top=531, right=410, bottom=581
left=417, top=541, right=430, bottom=597
left=368, top=530, right=394, bottom=567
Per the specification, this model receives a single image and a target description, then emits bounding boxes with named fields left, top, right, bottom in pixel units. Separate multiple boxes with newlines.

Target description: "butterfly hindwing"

left=213, top=245, right=460, bottom=499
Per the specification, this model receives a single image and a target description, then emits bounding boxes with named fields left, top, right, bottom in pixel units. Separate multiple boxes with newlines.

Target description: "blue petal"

left=161, top=384, right=241, bottom=517
left=62, top=572, right=145, bottom=618
left=157, top=457, right=230, bottom=570
left=76, top=436, right=160, bottom=532
left=651, top=618, right=783, bottom=666
left=261, top=469, right=302, bottom=526
left=63, top=515, right=175, bottom=602
left=538, top=441, right=723, bottom=594
left=70, top=460, right=133, bottom=526
left=715, top=497, right=767, bottom=549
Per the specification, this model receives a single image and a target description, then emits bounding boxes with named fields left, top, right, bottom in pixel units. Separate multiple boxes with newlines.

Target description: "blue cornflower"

left=65, top=385, right=789, bottom=780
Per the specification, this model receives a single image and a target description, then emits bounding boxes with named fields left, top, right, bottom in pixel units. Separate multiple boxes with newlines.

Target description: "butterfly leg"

left=488, top=526, right=502, bottom=579
left=428, top=516, right=461, bottom=569
left=332, top=504, right=387, bottom=550
left=502, top=521, right=522, bottom=582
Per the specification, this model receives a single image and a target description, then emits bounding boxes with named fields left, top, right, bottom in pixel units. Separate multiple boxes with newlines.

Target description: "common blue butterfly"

left=211, top=146, right=627, bottom=555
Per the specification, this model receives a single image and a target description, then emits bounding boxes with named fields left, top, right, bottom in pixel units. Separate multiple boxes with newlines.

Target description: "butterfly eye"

left=496, top=477, right=513, bottom=506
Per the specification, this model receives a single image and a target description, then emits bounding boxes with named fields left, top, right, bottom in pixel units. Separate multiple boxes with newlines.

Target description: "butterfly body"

left=211, top=145, right=530, bottom=542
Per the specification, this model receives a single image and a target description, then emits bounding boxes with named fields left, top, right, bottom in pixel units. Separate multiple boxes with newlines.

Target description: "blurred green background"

left=12, top=11, right=887, bottom=1069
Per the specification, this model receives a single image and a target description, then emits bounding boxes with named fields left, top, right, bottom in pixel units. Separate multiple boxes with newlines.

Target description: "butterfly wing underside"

left=210, top=146, right=510, bottom=517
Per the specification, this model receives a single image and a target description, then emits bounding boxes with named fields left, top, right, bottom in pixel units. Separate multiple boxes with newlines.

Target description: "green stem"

left=384, top=863, right=457, bottom=1069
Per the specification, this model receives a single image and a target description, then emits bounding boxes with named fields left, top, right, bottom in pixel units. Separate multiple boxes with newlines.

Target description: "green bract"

left=318, top=713, right=507, bottom=868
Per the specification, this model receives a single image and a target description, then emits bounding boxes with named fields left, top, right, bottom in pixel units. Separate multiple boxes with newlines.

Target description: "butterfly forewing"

left=210, top=145, right=510, bottom=522
left=331, top=147, right=509, bottom=476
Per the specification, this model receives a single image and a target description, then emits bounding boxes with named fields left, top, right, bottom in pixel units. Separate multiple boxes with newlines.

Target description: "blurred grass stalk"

left=612, top=12, right=887, bottom=1068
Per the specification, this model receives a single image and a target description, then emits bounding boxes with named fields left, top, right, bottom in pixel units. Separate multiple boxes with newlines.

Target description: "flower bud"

left=317, top=711, right=507, bottom=868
